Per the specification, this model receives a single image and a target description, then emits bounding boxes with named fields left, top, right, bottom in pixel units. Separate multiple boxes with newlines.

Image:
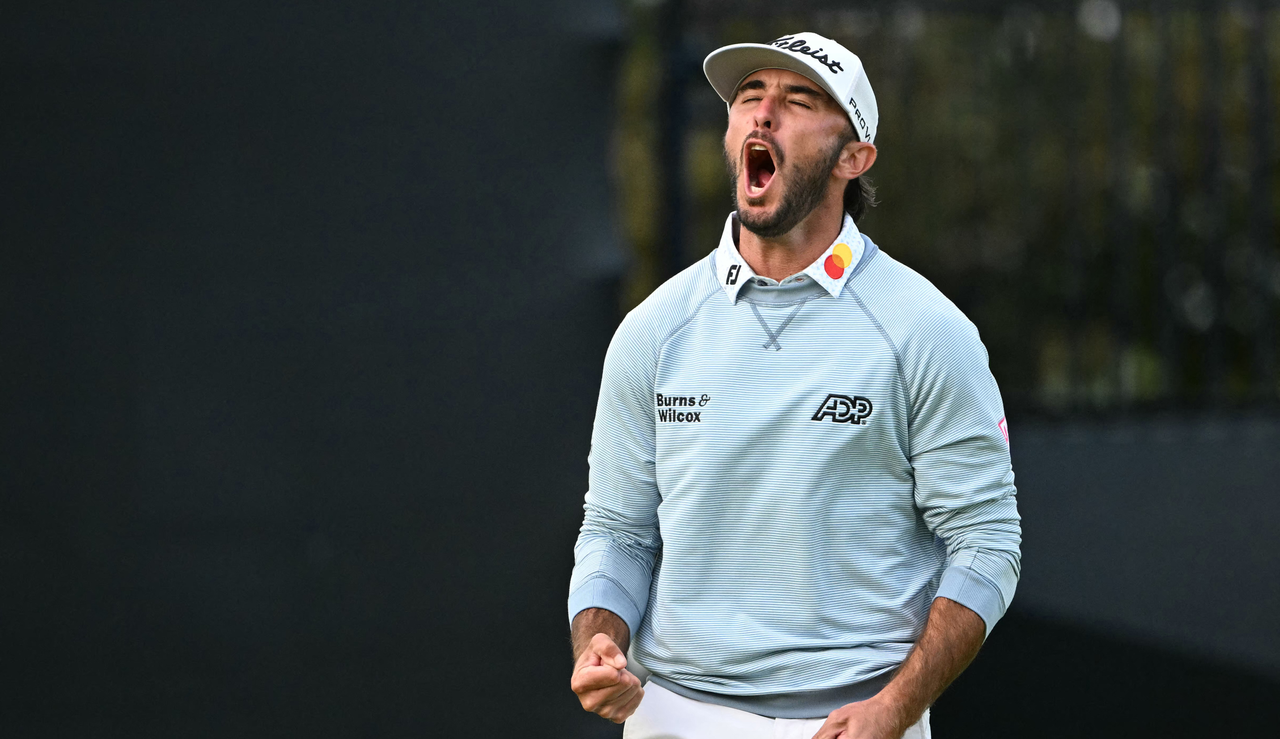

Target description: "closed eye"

left=732, top=79, right=767, bottom=104
left=784, top=83, right=823, bottom=110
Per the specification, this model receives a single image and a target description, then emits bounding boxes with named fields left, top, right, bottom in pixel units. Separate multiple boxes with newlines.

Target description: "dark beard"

left=727, top=136, right=845, bottom=238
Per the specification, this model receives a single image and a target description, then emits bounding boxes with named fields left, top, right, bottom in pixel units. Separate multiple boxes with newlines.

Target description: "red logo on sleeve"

left=998, top=417, right=1009, bottom=443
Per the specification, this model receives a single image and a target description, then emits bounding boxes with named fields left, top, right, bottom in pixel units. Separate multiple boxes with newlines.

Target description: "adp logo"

left=811, top=394, right=873, bottom=425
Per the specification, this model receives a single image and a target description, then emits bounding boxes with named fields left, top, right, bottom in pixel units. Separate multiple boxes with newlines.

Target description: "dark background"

left=4, top=1, right=624, bottom=735
left=3, top=1, right=1277, bottom=737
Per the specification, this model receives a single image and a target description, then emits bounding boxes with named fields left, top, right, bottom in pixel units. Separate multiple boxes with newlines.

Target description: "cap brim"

left=703, top=43, right=842, bottom=108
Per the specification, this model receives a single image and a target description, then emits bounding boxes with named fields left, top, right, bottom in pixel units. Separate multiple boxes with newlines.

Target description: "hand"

left=811, top=696, right=908, bottom=739
left=570, top=632, right=645, bottom=723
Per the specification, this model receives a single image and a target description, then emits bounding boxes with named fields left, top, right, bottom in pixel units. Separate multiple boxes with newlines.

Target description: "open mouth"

left=745, top=142, right=776, bottom=197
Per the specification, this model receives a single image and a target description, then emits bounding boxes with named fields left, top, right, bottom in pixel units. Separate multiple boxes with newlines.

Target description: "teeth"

left=750, top=144, right=767, bottom=151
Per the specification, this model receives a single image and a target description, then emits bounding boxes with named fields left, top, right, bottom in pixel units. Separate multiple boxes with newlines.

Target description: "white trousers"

left=623, top=682, right=932, bottom=739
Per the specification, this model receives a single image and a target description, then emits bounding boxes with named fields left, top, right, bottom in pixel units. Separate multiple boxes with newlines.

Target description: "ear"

left=833, top=141, right=877, bottom=181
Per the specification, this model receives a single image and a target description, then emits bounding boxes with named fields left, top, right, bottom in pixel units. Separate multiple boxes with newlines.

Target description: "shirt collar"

left=715, top=213, right=865, bottom=302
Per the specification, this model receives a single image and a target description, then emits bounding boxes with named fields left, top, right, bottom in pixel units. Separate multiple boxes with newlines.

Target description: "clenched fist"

left=570, top=632, right=645, bottom=723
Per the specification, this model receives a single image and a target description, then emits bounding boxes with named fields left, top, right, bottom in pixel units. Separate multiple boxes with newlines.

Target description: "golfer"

left=568, top=31, right=1022, bottom=739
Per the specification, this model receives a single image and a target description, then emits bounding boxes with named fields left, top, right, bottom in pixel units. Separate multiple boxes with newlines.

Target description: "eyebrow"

left=732, top=78, right=826, bottom=103
left=784, top=83, right=824, bottom=98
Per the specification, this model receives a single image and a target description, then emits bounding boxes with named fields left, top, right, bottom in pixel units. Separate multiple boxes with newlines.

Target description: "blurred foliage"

left=612, top=1, right=1280, bottom=415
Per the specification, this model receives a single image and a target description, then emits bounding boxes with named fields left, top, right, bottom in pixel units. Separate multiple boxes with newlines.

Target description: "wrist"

left=571, top=607, right=631, bottom=659
left=865, top=690, right=919, bottom=735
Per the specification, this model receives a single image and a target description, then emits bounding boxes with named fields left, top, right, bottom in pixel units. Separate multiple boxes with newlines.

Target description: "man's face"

left=723, top=68, right=854, bottom=238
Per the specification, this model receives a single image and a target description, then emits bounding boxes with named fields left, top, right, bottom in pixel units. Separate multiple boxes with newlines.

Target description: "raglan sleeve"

left=904, top=310, right=1022, bottom=637
left=567, top=310, right=663, bottom=638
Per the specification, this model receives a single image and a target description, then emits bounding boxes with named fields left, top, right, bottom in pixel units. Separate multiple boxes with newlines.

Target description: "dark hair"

left=835, top=119, right=878, bottom=223
left=844, top=176, right=878, bottom=223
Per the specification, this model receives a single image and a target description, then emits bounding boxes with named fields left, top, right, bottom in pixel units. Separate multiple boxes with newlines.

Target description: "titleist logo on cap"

left=771, top=35, right=844, bottom=74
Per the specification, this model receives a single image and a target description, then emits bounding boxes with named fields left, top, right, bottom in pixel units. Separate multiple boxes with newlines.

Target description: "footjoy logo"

left=657, top=393, right=711, bottom=423
left=811, top=394, right=873, bottom=425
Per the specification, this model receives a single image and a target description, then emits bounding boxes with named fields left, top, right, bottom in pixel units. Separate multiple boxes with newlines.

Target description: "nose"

left=753, top=95, right=775, bottom=130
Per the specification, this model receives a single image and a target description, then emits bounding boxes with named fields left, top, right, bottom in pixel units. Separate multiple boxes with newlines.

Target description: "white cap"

left=703, top=32, right=879, bottom=144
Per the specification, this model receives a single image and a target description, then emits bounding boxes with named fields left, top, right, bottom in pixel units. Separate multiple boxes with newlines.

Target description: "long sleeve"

left=567, top=312, right=663, bottom=637
left=902, top=311, right=1022, bottom=636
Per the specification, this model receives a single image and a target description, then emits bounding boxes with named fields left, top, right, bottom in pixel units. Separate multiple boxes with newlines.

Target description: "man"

left=568, top=32, right=1021, bottom=739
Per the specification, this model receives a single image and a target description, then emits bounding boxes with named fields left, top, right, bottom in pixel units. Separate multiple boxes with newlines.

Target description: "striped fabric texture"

left=569, top=213, right=1021, bottom=700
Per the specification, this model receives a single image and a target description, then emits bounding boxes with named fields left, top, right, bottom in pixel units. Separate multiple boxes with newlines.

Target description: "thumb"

left=593, top=634, right=627, bottom=670
left=810, top=719, right=838, bottom=739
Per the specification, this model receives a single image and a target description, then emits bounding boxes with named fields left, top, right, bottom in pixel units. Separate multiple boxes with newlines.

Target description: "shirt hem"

left=646, top=670, right=894, bottom=719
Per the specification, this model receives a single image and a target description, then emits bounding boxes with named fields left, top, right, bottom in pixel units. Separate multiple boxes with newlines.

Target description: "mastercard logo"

left=823, top=242, right=854, bottom=279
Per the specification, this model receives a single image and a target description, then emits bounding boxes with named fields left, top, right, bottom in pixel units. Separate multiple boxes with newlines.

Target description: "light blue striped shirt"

left=569, top=213, right=1021, bottom=717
